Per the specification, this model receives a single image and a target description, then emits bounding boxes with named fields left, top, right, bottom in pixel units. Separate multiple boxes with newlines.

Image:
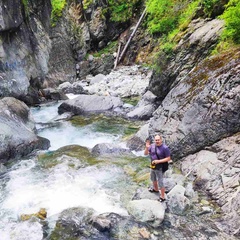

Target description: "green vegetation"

left=82, top=0, right=94, bottom=10
left=51, top=0, right=67, bottom=26
left=220, top=0, right=240, bottom=44
left=145, top=0, right=201, bottom=57
left=145, top=0, right=239, bottom=61
left=107, top=0, right=141, bottom=22
left=202, top=0, right=219, bottom=17
left=122, top=96, right=140, bottom=106
left=91, top=41, right=118, bottom=58
left=22, top=0, right=30, bottom=17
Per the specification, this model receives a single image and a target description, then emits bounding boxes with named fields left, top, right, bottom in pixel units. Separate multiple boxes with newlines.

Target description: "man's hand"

left=144, top=139, right=151, bottom=155
left=145, top=139, right=151, bottom=148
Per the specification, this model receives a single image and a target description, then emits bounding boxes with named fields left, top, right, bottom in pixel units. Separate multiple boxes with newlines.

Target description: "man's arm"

left=152, top=156, right=170, bottom=164
left=144, top=140, right=151, bottom=155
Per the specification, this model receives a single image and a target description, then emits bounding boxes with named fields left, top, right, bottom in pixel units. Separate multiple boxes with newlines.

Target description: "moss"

left=122, top=96, right=140, bottom=106
left=71, top=115, right=142, bottom=138
left=107, top=0, right=141, bottom=23
left=180, top=47, right=240, bottom=106
left=22, top=0, right=30, bottom=17
left=51, top=0, right=67, bottom=27
left=37, top=145, right=99, bottom=168
left=91, top=41, right=118, bottom=57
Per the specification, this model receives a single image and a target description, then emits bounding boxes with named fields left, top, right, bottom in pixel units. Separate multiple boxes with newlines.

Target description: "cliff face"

left=147, top=18, right=240, bottom=160
left=0, top=0, right=51, bottom=101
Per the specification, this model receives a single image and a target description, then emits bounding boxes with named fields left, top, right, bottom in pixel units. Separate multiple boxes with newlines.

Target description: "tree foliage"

left=220, top=0, right=240, bottom=44
left=146, top=0, right=192, bottom=35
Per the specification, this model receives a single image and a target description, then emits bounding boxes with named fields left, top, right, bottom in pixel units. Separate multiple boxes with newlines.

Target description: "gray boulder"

left=91, top=143, right=133, bottom=158
left=0, top=97, right=50, bottom=163
left=58, top=94, right=123, bottom=115
left=127, top=199, right=165, bottom=227
left=127, top=91, right=157, bottom=120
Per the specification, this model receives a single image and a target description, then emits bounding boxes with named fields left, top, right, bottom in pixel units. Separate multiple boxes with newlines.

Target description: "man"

left=144, top=135, right=171, bottom=202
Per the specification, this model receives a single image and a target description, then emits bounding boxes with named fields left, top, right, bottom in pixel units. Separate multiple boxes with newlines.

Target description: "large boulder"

left=127, top=199, right=165, bottom=228
left=149, top=48, right=240, bottom=159
left=0, top=97, right=50, bottom=163
left=58, top=94, right=123, bottom=115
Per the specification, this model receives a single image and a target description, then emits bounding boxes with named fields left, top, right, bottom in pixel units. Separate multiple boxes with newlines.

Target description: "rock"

left=91, top=215, right=111, bottom=232
left=127, top=123, right=149, bottom=151
left=91, top=143, right=133, bottom=157
left=84, top=65, right=152, bottom=98
left=0, top=97, right=50, bottom=163
left=167, top=185, right=190, bottom=215
left=90, top=74, right=106, bottom=84
left=58, top=94, right=123, bottom=115
left=179, top=134, right=240, bottom=235
left=127, top=199, right=165, bottom=228
left=0, top=0, right=51, bottom=99
left=41, top=88, right=69, bottom=101
left=127, top=105, right=155, bottom=120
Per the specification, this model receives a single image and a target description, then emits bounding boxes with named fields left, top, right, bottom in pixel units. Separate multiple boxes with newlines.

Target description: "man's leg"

left=150, top=170, right=159, bottom=191
left=153, top=181, right=159, bottom=191
left=160, top=187, right=165, bottom=199
left=156, top=170, right=165, bottom=200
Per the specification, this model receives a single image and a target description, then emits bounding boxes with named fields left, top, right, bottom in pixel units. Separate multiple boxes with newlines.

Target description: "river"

left=0, top=98, right=143, bottom=239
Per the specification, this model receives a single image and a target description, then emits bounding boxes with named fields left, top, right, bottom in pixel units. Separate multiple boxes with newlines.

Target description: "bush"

left=108, top=0, right=141, bottom=22
left=202, top=0, right=219, bottom=16
left=146, top=0, right=192, bottom=35
left=51, top=0, right=67, bottom=26
left=220, top=0, right=240, bottom=44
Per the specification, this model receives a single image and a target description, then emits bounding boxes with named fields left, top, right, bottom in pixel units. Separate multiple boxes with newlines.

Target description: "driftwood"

left=115, top=8, right=147, bottom=67
left=114, top=42, right=122, bottom=69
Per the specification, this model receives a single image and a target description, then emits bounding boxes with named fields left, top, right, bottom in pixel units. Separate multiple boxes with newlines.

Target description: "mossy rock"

left=37, top=145, right=99, bottom=168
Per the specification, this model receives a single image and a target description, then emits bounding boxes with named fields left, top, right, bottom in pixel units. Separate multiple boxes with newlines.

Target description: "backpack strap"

left=155, top=145, right=169, bottom=173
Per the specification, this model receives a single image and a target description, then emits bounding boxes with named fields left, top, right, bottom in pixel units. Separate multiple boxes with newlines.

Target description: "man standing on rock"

left=144, top=135, right=171, bottom=202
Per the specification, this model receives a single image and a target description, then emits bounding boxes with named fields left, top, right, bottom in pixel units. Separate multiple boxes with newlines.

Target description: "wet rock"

left=41, top=88, right=69, bottom=101
left=58, top=94, right=123, bottom=115
left=127, top=199, right=165, bottom=227
left=91, top=143, right=133, bottom=158
left=0, top=97, right=50, bottom=163
left=37, top=144, right=92, bottom=168
left=91, top=215, right=111, bottom=232
left=167, top=185, right=190, bottom=215
left=50, top=208, right=154, bottom=240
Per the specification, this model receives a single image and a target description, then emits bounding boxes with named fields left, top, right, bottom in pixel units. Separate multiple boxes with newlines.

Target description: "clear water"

left=30, top=101, right=122, bottom=150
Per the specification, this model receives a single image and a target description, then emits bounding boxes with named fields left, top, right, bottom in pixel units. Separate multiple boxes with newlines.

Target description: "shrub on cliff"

left=220, top=0, right=240, bottom=44
left=51, top=0, right=67, bottom=26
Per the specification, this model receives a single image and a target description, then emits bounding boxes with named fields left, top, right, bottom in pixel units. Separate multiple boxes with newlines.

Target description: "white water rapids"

left=0, top=99, right=139, bottom=240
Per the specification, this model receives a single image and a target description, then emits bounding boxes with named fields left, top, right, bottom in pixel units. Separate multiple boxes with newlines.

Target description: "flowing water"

left=0, top=100, right=141, bottom=240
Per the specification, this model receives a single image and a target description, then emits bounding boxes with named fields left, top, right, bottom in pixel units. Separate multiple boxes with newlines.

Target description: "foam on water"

left=0, top=158, right=129, bottom=239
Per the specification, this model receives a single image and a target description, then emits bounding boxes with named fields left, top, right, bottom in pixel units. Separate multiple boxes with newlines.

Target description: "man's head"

left=154, top=135, right=163, bottom=146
